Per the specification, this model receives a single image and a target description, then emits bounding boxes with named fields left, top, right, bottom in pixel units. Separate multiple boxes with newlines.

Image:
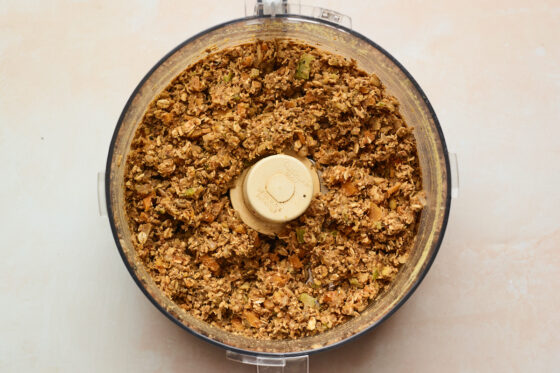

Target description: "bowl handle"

left=226, top=350, right=309, bottom=373
left=97, top=171, right=108, bottom=216
left=245, top=0, right=353, bottom=29
left=448, top=152, right=459, bottom=199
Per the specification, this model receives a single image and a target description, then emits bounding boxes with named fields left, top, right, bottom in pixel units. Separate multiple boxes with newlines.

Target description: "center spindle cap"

left=243, top=154, right=314, bottom=223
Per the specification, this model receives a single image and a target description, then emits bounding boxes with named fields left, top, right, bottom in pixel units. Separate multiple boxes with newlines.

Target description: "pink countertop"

left=1, top=1, right=559, bottom=372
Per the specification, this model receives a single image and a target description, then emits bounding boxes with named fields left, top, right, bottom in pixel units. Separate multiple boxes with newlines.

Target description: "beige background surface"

left=1, top=0, right=559, bottom=372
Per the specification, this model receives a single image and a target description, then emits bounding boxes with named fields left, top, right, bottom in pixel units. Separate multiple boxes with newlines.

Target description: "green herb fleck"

left=372, top=269, right=380, bottom=281
left=295, top=54, right=314, bottom=80
left=223, top=71, right=233, bottom=82
left=312, top=279, right=322, bottom=289
left=299, top=293, right=318, bottom=308
left=182, top=187, right=196, bottom=197
left=296, top=228, right=305, bottom=244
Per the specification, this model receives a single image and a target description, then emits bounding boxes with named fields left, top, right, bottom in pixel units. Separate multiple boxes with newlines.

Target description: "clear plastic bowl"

left=105, top=15, right=451, bottom=356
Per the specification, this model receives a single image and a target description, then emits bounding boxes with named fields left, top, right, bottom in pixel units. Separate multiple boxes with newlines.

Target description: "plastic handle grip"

left=226, top=350, right=309, bottom=372
left=97, top=172, right=108, bottom=216
left=245, top=0, right=352, bottom=29
left=448, top=152, right=459, bottom=199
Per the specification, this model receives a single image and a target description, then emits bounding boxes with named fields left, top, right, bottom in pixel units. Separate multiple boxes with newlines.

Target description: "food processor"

left=98, top=1, right=458, bottom=371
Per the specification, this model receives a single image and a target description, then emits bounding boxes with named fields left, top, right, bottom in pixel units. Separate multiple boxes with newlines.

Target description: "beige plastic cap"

left=243, top=154, right=314, bottom=223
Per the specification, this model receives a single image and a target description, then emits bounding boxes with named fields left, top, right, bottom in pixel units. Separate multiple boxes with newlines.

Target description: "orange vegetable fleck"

left=241, top=55, right=254, bottom=67
left=271, top=273, right=288, bottom=287
left=387, top=182, right=401, bottom=197
left=363, top=130, right=375, bottom=144
left=201, top=255, right=220, bottom=273
left=369, top=203, right=382, bottom=222
left=243, top=310, right=261, bottom=328
left=142, top=196, right=152, bottom=211
left=289, top=255, right=303, bottom=269
left=341, top=181, right=359, bottom=196
left=231, top=318, right=244, bottom=330
left=263, top=300, right=275, bottom=309
left=236, top=103, right=247, bottom=118
left=161, top=112, right=174, bottom=125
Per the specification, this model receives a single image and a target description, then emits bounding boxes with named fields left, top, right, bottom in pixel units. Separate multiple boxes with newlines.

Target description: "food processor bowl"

left=104, top=5, right=452, bottom=364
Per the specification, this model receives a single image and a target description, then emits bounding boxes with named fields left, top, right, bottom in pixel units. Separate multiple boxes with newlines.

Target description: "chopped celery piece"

left=299, top=293, right=318, bottom=308
left=296, top=228, right=305, bottom=244
left=295, top=54, right=314, bottom=80
left=182, top=187, right=196, bottom=197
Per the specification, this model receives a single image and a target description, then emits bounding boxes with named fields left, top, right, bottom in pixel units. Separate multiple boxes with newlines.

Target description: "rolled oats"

left=124, top=40, right=423, bottom=340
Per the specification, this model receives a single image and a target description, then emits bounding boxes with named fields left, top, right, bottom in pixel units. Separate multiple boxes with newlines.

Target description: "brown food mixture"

left=124, top=40, right=425, bottom=339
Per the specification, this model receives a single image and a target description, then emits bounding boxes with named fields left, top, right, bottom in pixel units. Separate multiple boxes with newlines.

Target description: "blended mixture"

left=124, top=40, right=425, bottom=339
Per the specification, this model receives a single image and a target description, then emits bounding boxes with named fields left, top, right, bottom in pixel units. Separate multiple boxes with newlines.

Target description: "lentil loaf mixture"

left=124, top=40, right=425, bottom=339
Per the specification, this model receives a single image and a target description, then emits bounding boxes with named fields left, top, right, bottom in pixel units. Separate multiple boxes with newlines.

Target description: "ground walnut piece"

left=124, top=40, right=425, bottom=339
